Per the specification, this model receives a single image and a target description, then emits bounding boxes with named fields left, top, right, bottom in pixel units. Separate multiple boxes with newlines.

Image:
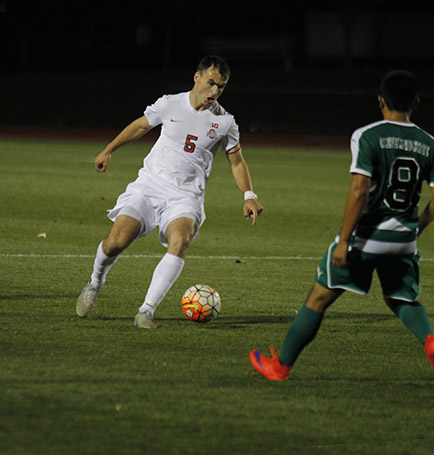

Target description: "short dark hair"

left=196, top=55, right=231, bottom=79
left=379, top=70, right=419, bottom=112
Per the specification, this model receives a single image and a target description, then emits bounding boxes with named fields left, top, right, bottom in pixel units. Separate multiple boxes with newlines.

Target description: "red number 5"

left=184, top=134, right=198, bottom=153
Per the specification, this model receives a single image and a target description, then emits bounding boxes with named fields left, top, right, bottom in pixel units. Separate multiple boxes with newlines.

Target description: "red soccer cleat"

left=424, top=334, right=434, bottom=371
left=249, top=347, right=291, bottom=381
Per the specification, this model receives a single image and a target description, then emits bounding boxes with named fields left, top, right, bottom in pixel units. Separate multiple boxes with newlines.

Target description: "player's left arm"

left=332, top=173, right=371, bottom=268
left=418, top=185, right=434, bottom=236
left=226, top=143, right=263, bottom=226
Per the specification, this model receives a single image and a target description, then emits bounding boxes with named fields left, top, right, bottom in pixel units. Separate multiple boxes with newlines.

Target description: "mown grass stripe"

left=2, top=253, right=434, bottom=261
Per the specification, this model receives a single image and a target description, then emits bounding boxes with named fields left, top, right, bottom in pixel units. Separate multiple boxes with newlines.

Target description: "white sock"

left=90, top=241, right=119, bottom=287
left=139, top=253, right=185, bottom=315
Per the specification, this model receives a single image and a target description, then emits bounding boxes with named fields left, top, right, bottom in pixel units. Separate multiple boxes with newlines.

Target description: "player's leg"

left=90, top=214, right=141, bottom=286
left=135, top=217, right=197, bottom=328
left=250, top=283, right=343, bottom=380
left=378, top=253, right=434, bottom=371
left=279, top=282, right=343, bottom=366
left=77, top=215, right=141, bottom=317
left=250, top=241, right=372, bottom=380
left=101, top=214, right=141, bottom=258
left=385, top=297, right=434, bottom=344
left=166, top=216, right=198, bottom=259
left=385, top=297, right=434, bottom=371
left=287, top=244, right=371, bottom=368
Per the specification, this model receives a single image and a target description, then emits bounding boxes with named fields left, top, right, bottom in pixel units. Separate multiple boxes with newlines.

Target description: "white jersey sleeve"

left=220, top=116, right=240, bottom=152
left=143, top=95, right=166, bottom=127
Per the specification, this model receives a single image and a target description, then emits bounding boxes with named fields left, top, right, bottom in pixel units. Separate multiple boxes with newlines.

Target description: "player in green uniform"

left=250, top=70, right=434, bottom=380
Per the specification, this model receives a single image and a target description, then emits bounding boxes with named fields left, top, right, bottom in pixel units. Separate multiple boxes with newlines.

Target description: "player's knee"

left=102, top=239, right=122, bottom=257
left=305, top=283, right=342, bottom=312
left=103, top=232, right=132, bottom=256
left=167, top=235, right=192, bottom=258
left=166, top=219, right=197, bottom=257
left=305, top=298, right=328, bottom=313
left=103, top=216, right=141, bottom=256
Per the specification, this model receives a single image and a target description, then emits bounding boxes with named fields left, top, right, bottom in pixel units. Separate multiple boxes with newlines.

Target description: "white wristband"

left=244, top=190, right=258, bottom=201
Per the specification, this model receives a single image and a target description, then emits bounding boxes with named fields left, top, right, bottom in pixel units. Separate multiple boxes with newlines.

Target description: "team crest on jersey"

left=207, top=128, right=216, bottom=139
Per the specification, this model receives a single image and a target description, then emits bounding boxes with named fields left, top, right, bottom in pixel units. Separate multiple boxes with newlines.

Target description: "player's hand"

left=94, top=149, right=112, bottom=173
left=244, top=199, right=263, bottom=226
left=332, top=241, right=350, bottom=268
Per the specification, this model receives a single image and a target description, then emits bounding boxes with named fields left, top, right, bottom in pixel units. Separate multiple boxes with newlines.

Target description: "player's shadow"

left=206, top=314, right=296, bottom=328
left=325, top=312, right=397, bottom=323
left=188, top=312, right=401, bottom=330
left=82, top=312, right=405, bottom=328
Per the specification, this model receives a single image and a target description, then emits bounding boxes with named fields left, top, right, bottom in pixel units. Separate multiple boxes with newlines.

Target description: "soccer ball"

left=181, top=284, right=221, bottom=323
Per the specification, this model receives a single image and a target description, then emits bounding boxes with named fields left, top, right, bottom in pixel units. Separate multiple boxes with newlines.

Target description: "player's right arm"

left=332, top=173, right=370, bottom=268
left=94, top=115, right=154, bottom=173
left=418, top=185, right=434, bottom=236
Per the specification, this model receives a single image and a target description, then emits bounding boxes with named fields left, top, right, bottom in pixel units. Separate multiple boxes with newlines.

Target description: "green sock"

left=392, top=301, right=434, bottom=344
left=279, top=305, right=324, bottom=366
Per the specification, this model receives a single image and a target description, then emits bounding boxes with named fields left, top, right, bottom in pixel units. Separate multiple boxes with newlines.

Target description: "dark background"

left=1, top=0, right=434, bottom=135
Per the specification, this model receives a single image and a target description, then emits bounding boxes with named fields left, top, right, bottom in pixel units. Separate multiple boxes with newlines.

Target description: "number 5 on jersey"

left=184, top=134, right=198, bottom=153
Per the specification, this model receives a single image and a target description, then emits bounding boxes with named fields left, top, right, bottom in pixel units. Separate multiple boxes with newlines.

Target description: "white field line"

left=1, top=253, right=434, bottom=262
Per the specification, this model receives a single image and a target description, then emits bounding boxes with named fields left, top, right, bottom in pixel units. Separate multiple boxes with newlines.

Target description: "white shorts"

left=107, top=179, right=205, bottom=247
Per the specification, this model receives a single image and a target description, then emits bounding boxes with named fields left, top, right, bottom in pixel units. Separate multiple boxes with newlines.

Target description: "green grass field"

left=1, top=136, right=434, bottom=455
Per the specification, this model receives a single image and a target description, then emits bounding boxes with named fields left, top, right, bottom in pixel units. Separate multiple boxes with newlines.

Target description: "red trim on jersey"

left=226, top=143, right=241, bottom=155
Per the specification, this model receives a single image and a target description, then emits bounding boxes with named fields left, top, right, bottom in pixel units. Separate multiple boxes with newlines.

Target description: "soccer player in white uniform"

left=76, top=55, right=263, bottom=328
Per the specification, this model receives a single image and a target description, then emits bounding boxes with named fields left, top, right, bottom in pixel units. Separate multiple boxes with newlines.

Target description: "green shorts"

left=315, top=240, right=421, bottom=302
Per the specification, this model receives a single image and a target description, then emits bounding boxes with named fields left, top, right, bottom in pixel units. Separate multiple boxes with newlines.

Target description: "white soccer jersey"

left=138, top=91, right=240, bottom=200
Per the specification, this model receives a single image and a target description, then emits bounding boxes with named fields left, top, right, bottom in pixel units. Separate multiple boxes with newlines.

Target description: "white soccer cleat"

left=134, top=311, right=157, bottom=329
left=76, top=281, right=101, bottom=317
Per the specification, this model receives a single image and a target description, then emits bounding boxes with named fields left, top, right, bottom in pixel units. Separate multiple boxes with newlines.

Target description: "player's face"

left=191, top=66, right=229, bottom=110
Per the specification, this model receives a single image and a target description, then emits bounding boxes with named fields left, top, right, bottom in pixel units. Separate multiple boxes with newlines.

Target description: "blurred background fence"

left=1, top=1, right=433, bottom=136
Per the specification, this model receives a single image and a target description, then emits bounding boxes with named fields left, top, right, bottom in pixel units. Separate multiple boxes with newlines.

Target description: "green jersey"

left=349, top=120, right=434, bottom=255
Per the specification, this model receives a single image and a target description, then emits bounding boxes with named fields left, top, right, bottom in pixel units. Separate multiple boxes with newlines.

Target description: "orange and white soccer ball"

left=181, top=284, right=221, bottom=323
